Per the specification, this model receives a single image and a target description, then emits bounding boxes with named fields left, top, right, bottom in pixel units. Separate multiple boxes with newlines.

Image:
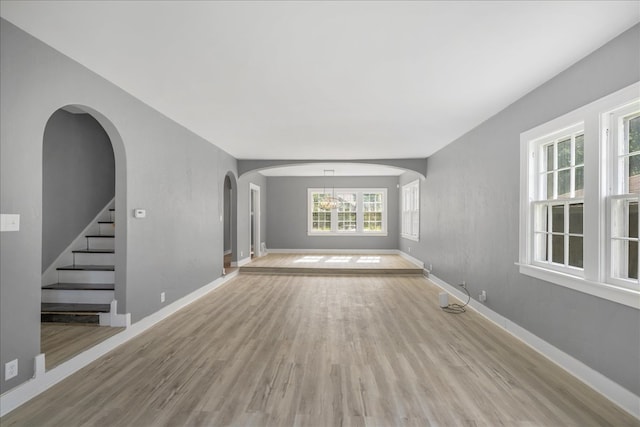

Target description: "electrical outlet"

left=160, top=292, right=165, bottom=303
left=241, top=251, right=243, bottom=257
left=461, top=281, right=466, bottom=288
left=408, top=247, right=411, bottom=253
left=479, top=290, right=487, bottom=302
left=429, top=264, right=432, bottom=272
left=5, top=359, right=18, bottom=380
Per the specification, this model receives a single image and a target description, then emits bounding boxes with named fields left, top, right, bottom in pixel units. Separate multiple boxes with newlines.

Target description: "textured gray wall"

left=266, top=176, right=399, bottom=250
left=399, top=24, right=640, bottom=395
left=0, top=18, right=237, bottom=392
left=42, top=109, right=115, bottom=272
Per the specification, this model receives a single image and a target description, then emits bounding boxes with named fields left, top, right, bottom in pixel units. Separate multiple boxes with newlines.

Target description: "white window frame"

left=401, top=179, right=420, bottom=241
left=607, top=102, right=640, bottom=289
left=519, top=82, right=640, bottom=309
left=307, top=188, right=387, bottom=236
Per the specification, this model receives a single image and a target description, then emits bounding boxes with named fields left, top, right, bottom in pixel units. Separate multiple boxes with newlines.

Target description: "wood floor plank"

left=3, top=274, right=638, bottom=426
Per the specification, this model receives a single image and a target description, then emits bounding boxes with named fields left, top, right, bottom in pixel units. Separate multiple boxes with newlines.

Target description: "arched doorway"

left=223, top=172, right=238, bottom=274
left=40, top=105, right=127, bottom=369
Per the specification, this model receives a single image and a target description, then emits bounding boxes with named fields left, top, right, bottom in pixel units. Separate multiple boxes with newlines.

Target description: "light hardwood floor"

left=41, top=324, right=124, bottom=370
left=3, top=274, right=637, bottom=426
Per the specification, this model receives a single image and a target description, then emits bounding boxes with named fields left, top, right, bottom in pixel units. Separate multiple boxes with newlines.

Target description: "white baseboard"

left=0, top=270, right=238, bottom=417
left=267, top=248, right=399, bottom=255
left=397, top=251, right=424, bottom=268
left=428, top=273, right=640, bottom=420
left=232, top=257, right=252, bottom=267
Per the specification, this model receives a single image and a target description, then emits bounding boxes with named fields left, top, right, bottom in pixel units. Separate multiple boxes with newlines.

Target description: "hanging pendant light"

left=319, top=169, right=342, bottom=211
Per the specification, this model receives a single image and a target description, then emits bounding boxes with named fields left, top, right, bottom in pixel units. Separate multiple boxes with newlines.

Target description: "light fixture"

left=318, top=169, right=342, bottom=211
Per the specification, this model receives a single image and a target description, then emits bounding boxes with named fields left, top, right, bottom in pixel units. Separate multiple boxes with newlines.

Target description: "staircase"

left=41, top=207, right=116, bottom=324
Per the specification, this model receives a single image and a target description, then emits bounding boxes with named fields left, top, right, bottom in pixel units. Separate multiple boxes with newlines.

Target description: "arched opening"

left=40, top=105, right=127, bottom=370
left=223, top=171, right=238, bottom=274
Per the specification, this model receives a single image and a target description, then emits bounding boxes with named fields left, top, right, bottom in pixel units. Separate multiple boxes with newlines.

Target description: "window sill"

left=517, top=263, right=639, bottom=309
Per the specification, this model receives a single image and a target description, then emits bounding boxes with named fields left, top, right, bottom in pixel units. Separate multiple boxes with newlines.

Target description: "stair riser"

left=57, top=270, right=114, bottom=284
left=42, top=289, right=114, bottom=304
left=42, top=313, right=100, bottom=324
left=87, top=237, right=114, bottom=250
left=73, top=253, right=115, bottom=265
left=99, top=223, right=115, bottom=236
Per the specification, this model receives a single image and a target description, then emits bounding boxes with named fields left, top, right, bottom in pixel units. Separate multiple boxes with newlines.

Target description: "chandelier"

left=318, top=169, right=343, bottom=211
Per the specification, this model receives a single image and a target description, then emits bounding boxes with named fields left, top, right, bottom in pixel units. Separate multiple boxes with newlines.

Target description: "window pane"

left=575, top=166, right=584, bottom=198
left=546, top=145, right=554, bottom=172
left=557, top=169, right=570, bottom=198
left=552, top=235, right=564, bottom=264
left=629, top=154, right=640, bottom=194
left=629, top=202, right=638, bottom=239
left=557, top=138, right=571, bottom=168
left=629, top=240, right=638, bottom=279
left=569, top=203, right=583, bottom=235
left=575, top=134, right=584, bottom=165
left=546, top=173, right=553, bottom=199
left=629, top=115, right=640, bottom=153
left=552, top=205, right=564, bottom=233
left=568, top=236, right=583, bottom=268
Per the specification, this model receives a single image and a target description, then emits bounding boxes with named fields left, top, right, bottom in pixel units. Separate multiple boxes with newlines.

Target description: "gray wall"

left=266, top=176, right=399, bottom=250
left=42, top=109, right=115, bottom=272
left=0, top=18, right=238, bottom=392
left=399, top=24, right=640, bottom=395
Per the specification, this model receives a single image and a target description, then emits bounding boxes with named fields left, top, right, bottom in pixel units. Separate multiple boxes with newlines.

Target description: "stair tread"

left=43, top=282, right=115, bottom=291
left=41, top=302, right=110, bottom=313
left=86, top=235, right=114, bottom=238
left=72, top=249, right=114, bottom=254
left=57, top=264, right=114, bottom=271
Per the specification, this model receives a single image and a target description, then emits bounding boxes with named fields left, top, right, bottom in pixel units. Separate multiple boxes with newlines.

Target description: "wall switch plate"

left=5, top=359, right=18, bottom=380
left=0, top=214, right=20, bottom=232
left=160, top=292, right=165, bottom=303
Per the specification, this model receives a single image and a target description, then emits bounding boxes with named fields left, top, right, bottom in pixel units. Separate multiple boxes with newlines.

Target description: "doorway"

left=222, top=173, right=237, bottom=274
left=250, top=183, right=261, bottom=259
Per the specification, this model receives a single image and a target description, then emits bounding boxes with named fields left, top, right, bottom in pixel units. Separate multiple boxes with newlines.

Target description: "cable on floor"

left=442, top=283, right=470, bottom=314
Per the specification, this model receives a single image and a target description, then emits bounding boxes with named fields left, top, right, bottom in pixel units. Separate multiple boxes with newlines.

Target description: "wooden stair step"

left=57, top=264, right=114, bottom=271
left=42, top=282, right=115, bottom=291
left=72, top=249, right=114, bottom=254
left=41, top=302, right=110, bottom=324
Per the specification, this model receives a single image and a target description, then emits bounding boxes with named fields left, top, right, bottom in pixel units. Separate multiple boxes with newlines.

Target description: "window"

left=519, top=82, right=640, bottom=309
left=531, top=126, right=584, bottom=273
left=610, top=104, right=640, bottom=287
left=401, top=180, right=419, bottom=241
left=308, top=188, right=387, bottom=236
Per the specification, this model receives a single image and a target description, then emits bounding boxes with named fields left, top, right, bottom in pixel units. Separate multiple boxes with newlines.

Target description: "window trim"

left=401, top=179, right=420, bottom=241
left=307, top=188, right=388, bottom=236
left=519, top=82, right=640, bottom=309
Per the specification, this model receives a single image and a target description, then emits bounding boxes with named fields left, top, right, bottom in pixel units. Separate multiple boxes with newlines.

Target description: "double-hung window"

left=401, top=180, right=420, bottom=241
left=308, top=188, right=387, bottom=236
left=609, top=104, right=640, bottom=286
left=532, top=126, right=585, bottom=273
left=519, top=82, right=640, bottom=309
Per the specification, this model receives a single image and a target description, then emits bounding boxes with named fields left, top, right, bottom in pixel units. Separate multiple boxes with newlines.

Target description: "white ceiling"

left=1, top=1, right=639, bottom=165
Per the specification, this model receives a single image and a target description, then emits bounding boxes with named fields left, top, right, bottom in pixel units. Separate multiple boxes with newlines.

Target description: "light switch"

left=133, top=209, right=146, bottom=219
left=1, top=214, right=20, bottom=232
